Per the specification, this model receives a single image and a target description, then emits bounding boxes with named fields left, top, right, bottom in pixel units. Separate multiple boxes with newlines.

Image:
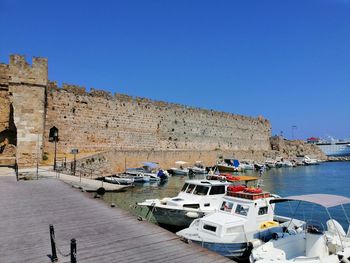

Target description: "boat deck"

left=0, top=175, right=234, bottom=263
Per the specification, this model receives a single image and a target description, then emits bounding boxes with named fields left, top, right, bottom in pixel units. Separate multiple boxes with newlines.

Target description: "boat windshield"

left=181, top=183, right=189, bottom=192
left=193, top=185, right=209, bottom=195
left=186, top=184, right=196, bottom=193
left=209, top=185, right=225, bottom=195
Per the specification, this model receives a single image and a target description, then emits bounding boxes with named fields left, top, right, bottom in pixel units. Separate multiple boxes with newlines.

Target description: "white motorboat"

left=249, top=194, right=350, bottom=263
left=137, top=176, right=260, bottom=229
left=177, top=187, right=302, bottom=261
left=265, top=158, right=277, bottom=168
left=104, top=175, right=134, bottom=185
left=303, top=155, right=319, bottom=165
left=125, top=162, right=168, bottom=182
left=188, top=161, right=207, bottom=174
left=176, top=186, right=304, bottom=260
left=239, top=161, right=255, bottom=171
left=170, top=161, right=189, bottom=175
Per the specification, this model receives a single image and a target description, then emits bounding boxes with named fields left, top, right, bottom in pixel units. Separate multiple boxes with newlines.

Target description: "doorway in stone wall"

left=0, top=104, right=17, bottom=155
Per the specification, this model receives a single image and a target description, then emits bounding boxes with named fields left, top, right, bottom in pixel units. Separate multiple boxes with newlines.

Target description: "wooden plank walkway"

left=0, top=176, right=234, bottom=263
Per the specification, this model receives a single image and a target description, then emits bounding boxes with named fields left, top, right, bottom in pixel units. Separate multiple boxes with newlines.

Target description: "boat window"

left=258, top=206, right=268, bottom=215
left=220, top=201, right=234, bottom=212
left=181, top=183, right=189, bottom=192
left=209, top=185, right=226, bottom=195
left=183, top=204, right=200, bottom=209
left=235, top=204, right=249, bottom=216
left=186, top=184, right=196, bottom=193
left=203, top=224, right=216, bottom=232
left=193, top=185, right=209, bottom=195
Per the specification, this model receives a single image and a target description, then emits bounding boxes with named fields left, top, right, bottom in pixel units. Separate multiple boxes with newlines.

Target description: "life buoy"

left=244, top=187, right=263, bottom=194
left=221, top=173, right=240, bottom=181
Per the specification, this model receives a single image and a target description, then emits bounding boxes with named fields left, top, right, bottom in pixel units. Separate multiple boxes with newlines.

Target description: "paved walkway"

left=0, top=175, right=233, bottom=263
left=0, top=167, right=129, bottom=192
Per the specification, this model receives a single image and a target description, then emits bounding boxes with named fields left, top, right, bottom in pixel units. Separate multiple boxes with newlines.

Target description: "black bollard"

left=70, top=238, right=77, bottom=263
left=49, top=225, right=58, bottom=262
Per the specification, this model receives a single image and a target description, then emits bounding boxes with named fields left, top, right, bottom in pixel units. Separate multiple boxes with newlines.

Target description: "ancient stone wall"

left=43, top=83, right=271, bottom=156
left=0, top=55, right=47, bottom=165
left=1, top=54, right=272, bottom=167
left=0, top=64, right=10, bottom=133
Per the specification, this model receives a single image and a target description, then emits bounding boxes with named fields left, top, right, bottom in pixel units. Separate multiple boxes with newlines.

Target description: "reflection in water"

left=101, top=162, right=350, bottom=228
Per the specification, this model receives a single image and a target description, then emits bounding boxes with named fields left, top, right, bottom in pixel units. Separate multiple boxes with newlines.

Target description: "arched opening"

left=0, top=104, right=17, bottom=154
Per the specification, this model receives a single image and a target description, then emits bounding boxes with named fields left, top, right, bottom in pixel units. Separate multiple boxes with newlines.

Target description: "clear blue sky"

left=1, top=0, right=349, bottom=140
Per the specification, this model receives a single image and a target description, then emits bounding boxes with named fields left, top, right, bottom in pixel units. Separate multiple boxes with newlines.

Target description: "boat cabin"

left=165, top=180, right=231, bottom=210
left=186, top=192, right=278, bottom=240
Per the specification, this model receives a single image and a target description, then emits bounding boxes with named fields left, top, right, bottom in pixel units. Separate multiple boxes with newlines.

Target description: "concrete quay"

left=0, top=174, right=233, bottom=263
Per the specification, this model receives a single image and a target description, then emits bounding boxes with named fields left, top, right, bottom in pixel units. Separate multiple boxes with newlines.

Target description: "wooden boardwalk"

left=0, top=176, right=233, bottom=263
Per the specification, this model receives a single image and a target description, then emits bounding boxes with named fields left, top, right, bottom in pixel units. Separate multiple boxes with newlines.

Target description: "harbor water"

left=101, top=161, right=350, bottom=230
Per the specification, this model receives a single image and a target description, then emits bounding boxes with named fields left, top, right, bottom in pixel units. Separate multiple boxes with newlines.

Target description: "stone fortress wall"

left=43, top=83, right=271, bottom=155
left=0, top=54, right=273, bottom=168
left=0, top=55, right=47, bottom=165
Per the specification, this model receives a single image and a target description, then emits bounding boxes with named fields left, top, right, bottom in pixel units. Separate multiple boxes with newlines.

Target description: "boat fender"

left=272, top=232, right=284, bottom=240
left=160, top=198, right=170, bottom=204
left=96, top=187, right=106, bottom=195
left=186, top=212, right=199, bottom=219
left=249, top=239, right=263, bottom=248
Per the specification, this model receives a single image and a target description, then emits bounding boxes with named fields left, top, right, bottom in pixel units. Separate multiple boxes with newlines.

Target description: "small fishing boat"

left=303, top=155, right=319, bottom=165
left=265, top=158, right=277, bottom=168
left=216, top=158, right=242, bottom=172
left=104, top=175, right=134, bottom=185
left=125, top=162, right=168, bottom=182
left=170, top=161, right=189, bottom=175
left=249, top=194, right=350, bottom=263
left=239, top=161, right=255, bottom=171
left=177, top=187, right=302, bottom=261
left=188, top=161, right=207, bottom=174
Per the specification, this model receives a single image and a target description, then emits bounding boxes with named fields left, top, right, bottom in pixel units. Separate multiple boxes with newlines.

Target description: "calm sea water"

left=101, top=161, right=350, bottom=229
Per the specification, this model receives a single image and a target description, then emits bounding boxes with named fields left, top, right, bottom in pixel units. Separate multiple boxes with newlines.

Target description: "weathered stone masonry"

left=0, top=55, right=47, bottom=165
left=0, top=55, right=272, bottom=167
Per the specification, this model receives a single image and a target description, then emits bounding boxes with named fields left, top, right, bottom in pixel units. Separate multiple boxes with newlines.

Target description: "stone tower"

left=0, top=55, right=48, bottom=166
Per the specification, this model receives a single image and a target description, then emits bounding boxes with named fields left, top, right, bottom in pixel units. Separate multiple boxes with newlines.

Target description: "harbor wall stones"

left=68, top=149, right=272, bottom=176
left=43, top=83, right=271, bottom=157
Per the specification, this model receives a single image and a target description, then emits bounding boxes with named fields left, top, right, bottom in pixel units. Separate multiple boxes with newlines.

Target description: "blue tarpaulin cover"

left=142, top=162, right=159, bottom=168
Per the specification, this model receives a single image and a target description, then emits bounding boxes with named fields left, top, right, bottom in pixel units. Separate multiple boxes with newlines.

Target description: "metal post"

left=70, top=238, right=77, bottom=263
left=54, top=140, right=57, bottom=171
left=49, top=225, right=58, bottom=262
left=36, top=134, right=39, bottom=180
left=15, top=161, right=18, bottom=181
left=73, top=153, right=76, bottom=176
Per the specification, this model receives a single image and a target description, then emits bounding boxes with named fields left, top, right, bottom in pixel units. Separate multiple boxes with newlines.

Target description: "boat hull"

left=170, top=169, right=189, bottom=175
left=147, top=205, right=206, bottom=228
left=216, top=165, right=241, bottom=172
left=191, top=240, right=249, bottom=260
